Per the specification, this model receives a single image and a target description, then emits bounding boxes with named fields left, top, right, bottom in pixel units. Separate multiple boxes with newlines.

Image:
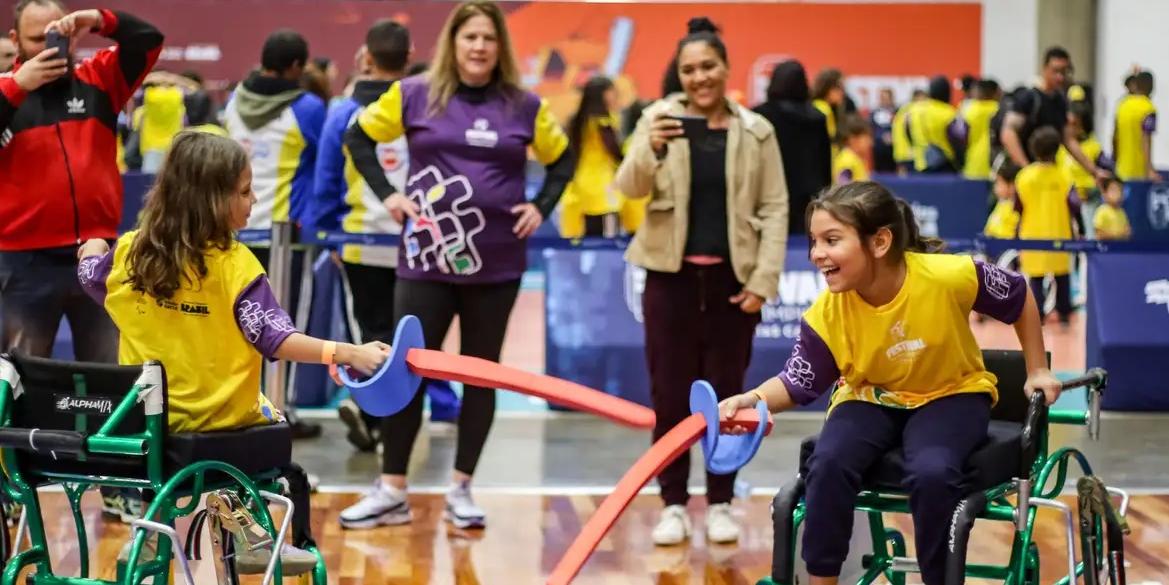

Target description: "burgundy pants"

left=642, top=262, right=761, bottom=506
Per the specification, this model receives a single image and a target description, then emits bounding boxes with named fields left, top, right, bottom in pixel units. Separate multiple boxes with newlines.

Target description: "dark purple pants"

left=642, top=263, right=761, bottom=506
left=802, top=393, right=991, bottom=585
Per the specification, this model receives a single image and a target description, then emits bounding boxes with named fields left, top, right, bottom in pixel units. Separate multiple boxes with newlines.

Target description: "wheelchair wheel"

left=1023, top=543, right=1040, bottom=585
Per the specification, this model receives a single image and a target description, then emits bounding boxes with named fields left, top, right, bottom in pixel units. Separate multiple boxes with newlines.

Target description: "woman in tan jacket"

left=614, top=17, right=789, bottom=547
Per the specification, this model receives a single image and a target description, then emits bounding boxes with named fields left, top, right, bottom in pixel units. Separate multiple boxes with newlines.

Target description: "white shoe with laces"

left=652, top=504, right=691, bottom=546
left=445, top=481, right=486, bottom=529
left=705, top=503, right=741, bottom=544
left=339, top=481, right=412, bottom=529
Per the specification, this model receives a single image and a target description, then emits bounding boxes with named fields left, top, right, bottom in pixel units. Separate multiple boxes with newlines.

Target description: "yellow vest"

left=908, top=99, right=959, bottom=172
left=104, top=231, right=279, bottom=432
left=1114, top=94, right=1157, bottom=180
left=1057, top=135, right=1101, bottom=200
left=962, top=99, right=999, bottom=179
left=1016, top=163, right=1074, bottom=276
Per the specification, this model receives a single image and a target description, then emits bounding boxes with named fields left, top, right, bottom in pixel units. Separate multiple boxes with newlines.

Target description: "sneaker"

left=339, top=482, right=412, bottom=529
left=102, top=489, right=143, bottom=524
left=117, top=533, right=158, bottom=565
left=705, top=503, right=740, bottom=544
left=445, top=482, right=486, bottom=529
left=2, top=500, right=21, bottom=528
left=338, top=399, right=376, bottom=452
left=652, top=505, right=691, bottom=546
left=237, top=542, right=319, bottom=576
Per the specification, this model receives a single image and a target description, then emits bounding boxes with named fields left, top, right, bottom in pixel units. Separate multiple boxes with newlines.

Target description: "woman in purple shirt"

left=340, top=0, right=572, bottom=531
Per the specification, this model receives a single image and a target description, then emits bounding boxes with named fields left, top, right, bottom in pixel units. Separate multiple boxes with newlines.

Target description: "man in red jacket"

left=0, top=1, right=162, bottom=362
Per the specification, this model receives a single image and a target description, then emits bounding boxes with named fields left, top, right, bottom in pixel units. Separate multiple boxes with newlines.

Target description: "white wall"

left=1097, top=0, right=1169, bottom=167
left=982, top=0, right=1039, bottom=90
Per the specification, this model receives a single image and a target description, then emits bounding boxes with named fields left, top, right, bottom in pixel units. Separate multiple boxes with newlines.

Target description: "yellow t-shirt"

left=560, top=114, right=624, bottom=237
left=100, top=231, right=284, bottom=432
left=139, top=86, right=186, bottom=154
left=1056, top=135, right=1102, bottom=200
left=1016, top=162, right=1074, bottom=276
left=833, top=146, right=869, bottom=184
left=813, top=99, right=836, bottom=141
left=800, top=253, right=1011, bottom=410
left=1093, top=204, right=1131, bottom=240
left=1114, top=94, right=1157, bottom=181
left=892, top=104, right=912, bottom=166
left=984, top=199, right=1020, bottom=239
left=962, top=99, right=999, bottom=179
left=908, top=99, right=960, bottom=172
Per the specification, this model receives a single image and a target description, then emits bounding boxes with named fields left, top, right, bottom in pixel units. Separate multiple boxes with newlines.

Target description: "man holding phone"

left=0, top=0, right=163, bottom=361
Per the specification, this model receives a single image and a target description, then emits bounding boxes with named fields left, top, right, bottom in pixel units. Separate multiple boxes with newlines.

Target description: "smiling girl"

left=717, top=181, right=1062, bottom=585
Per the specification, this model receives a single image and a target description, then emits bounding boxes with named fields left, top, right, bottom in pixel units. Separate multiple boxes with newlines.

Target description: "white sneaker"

left=705, top=503, right=740, bottom=544
left=445, top=482, right=486, bottom=529
left=652, top=504, right=691, bottom=546
left=339, top=482, right=412, bottom=529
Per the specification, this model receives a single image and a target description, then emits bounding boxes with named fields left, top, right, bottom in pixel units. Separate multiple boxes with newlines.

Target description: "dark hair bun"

left=687, top=17, right=719, bottom=35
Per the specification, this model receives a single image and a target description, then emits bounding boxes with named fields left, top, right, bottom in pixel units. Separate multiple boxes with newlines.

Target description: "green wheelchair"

left=0, top=353, right=327, bottom=585
left=759, top=350, right=1129, bottom=585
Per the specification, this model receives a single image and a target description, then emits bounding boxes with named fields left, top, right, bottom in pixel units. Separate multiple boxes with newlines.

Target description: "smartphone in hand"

left=664, top=114, right=708, bottom=142
left=45, top=30, right=71, bottom=70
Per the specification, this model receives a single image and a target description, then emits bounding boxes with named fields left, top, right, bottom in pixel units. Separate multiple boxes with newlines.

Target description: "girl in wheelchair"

left=75, top=131, right=390, bottom=573
left=718, top=181, right=1063, bottom=585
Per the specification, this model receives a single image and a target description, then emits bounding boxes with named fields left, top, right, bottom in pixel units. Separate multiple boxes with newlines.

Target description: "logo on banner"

left=910, top=202, right=940, bottom=237
left=1146, top=279, right=1169, bottom=313
left=1149, top=185, right=1169, bottom=230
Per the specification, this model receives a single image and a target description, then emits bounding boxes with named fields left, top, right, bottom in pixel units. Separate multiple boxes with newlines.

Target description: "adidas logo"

left=66, top=97, right=85, bottom=114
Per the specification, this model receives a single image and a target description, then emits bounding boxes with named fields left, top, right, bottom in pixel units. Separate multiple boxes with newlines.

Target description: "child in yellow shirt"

left=833, top=115, right=872, bottom=184
left=984, top=159, right=1021, bottom=239
left=1016, top=127, right=1078, bottom=324
left=718, top=181, right=1057, bottom=585
left=1093, top=177, right=1132, bottom=240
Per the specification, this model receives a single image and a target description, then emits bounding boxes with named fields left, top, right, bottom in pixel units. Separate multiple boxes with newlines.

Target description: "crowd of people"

left=0, top=0, right=1159, bottom=581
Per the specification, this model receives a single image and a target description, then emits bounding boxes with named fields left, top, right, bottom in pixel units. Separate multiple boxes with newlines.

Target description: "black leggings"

left=381, top=277, right=521, bottom=476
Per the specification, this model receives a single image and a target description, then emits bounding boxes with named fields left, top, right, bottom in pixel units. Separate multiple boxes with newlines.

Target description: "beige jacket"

left=614, top=95, right=789, bottom=300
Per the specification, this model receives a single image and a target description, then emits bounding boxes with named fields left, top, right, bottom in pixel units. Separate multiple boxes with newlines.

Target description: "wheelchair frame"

left=0, top=356, right=327, bottom=585
left=760, top=364, right=1128, bottom=585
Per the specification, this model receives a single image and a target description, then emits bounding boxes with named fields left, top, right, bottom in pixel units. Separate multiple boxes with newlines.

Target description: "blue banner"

left=873, top=174, right=990, bottom=240
left=1125, top=181, right=1169, bottom=242
left=544, top=239, right=831, bottom=409
left=1086, top=252, right=1169, bottom=410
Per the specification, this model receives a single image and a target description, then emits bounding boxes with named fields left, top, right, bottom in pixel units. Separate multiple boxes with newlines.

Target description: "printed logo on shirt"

left=66, top=97, right=86, bottom=115
left=237, top=299, right=296, bottom=343
left=464, top=118, right=499, bottom=148
left=402, top=165, right=486, bottom=275
left=155, top=298, right=211, bottom=317
left=783, top=340, right=815, bottom=389
left=885, top=320, right=927, bottom=361
left=54, top=394, right=114, bottom=415
left=0, top=128, right=11, bottom=149
left=1146, top=279, right=1169, bottom=314
left=982, top=263, right=1013, bottom=300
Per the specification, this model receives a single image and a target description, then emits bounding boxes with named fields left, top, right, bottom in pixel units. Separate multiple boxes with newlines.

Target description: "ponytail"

left=895, top=198, right=946, bottom=254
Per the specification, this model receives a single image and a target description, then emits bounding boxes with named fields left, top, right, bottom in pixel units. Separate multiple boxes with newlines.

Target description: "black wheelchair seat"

left=798, top=420, right=1024, bottom=493
left=168, top=423, right=292, bottom=476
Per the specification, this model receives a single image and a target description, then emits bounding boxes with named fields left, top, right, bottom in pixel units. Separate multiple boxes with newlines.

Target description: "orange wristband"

left=750, top=389, right=769, bottom=406
left=321, top=341, right=337, bottom=365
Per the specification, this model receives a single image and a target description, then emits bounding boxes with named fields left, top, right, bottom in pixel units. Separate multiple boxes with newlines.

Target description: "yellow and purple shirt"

left=79, top=231, right=297, bottom=432
left=777, top=253, right=1028, bottom=410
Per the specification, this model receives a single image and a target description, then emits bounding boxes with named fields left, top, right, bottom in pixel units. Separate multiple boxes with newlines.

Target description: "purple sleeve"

left=972, top=260, right=1028, bottom=324
left=234, top=275, right=298, bottom=360
left=778, top=320, right=841, bottom=406
left=837, top=168, right=853, bottom=184
left=947, top=117, right=968, bottom=148
left=1143, top=113, right=1157, bottom=134
left=77, top=244, right=116, bottom=306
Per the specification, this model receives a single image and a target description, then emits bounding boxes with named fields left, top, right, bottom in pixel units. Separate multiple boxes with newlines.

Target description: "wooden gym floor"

left=7, top=490, right=1169, bottom=584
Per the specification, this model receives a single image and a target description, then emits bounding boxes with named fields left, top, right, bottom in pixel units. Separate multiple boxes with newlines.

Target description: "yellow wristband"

left=321, top=341, right=337, bottom=365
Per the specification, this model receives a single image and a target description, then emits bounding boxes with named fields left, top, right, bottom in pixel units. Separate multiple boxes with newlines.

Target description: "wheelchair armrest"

left=0, top=427, right=87, bottom=456
left=1019, top=391, right=1047, bottom=479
